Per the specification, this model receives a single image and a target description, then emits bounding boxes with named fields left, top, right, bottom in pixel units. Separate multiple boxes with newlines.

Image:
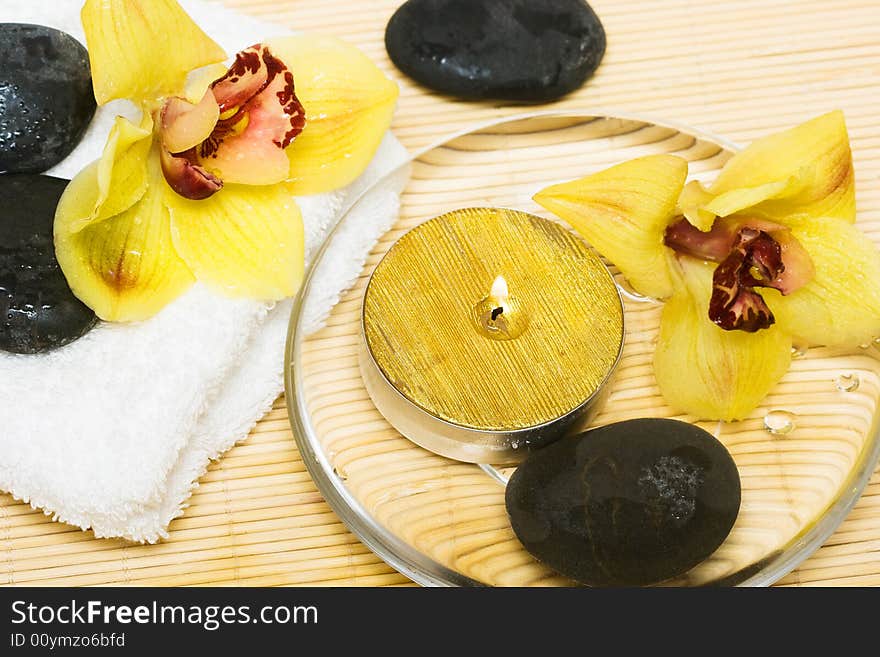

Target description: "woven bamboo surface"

left=3, top=0, right=879, bottom=587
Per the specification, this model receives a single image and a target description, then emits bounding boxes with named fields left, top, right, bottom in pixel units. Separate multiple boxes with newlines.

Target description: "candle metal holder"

left=359, top=207, right=624, bottom=463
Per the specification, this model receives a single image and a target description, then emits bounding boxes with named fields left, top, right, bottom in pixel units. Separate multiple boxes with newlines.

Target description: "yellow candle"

left=360, top=207, right=624, bottom=463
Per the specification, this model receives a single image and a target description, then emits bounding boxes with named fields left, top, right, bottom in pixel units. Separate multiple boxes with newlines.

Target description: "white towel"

left=0, top=0, right=410, bottom=542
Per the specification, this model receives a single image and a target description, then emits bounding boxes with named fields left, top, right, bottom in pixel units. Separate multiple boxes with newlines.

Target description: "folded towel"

left=0, top=0, right=410, bottom=542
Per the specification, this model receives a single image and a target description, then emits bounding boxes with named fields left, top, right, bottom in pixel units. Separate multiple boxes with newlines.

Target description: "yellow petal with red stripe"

left=54, top=154, right=195, bottom=322
left=533, top=154, right=688, bottom=300
left=654, top=257, right=792, bottom=421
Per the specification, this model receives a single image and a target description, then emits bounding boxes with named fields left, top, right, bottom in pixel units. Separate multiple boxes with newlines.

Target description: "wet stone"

left=506, top=418, right=741, bottom=587
left=0, top=174, right=97, bottom=354
left=0, top=24, right=96, bottom=174
left=385, top=0, right=606, bottom=102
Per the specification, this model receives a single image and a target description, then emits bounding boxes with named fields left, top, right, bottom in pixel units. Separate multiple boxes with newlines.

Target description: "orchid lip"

left=157, top=43, right=307, bottom=197
left=665, top=217, right=815, bottom=333
left=208, top=43, right=306, bottom=153
left=664, top=216, right=787, bottom=263
left=706, top=228, right=781, bottom=332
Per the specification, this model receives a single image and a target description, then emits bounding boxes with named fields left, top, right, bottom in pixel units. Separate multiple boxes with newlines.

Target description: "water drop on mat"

left=763, top=410, right=796, bottom=436
left=835, top=373, right=860, bottom=393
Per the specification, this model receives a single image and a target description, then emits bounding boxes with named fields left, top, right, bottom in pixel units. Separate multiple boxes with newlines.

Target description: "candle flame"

left=490, top=276, right=509, bottom=301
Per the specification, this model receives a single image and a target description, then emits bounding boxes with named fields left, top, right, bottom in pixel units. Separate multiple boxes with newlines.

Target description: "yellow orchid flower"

left=56, top=0, right=398, bottom=321
left=535, top=112, right=880, bottom=421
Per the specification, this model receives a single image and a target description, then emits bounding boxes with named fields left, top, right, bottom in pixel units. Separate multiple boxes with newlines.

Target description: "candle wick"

left=491, top=306, right=504, bottom=321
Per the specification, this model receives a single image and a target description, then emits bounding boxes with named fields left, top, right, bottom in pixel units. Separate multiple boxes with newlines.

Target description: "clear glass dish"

left=285, top=111, right=880, bottom=586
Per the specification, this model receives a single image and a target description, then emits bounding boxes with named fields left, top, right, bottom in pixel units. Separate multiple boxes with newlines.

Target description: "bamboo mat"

left=2, top=0, right=880, bottom=587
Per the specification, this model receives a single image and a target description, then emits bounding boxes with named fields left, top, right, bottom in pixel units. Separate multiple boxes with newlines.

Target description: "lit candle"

left=360, top=207, right=624, bottom=464
left=473, top=275, right=528, bottom=340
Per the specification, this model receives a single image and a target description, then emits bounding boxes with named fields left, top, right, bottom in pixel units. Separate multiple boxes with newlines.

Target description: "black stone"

left=506, top=419, right=741, bottom=587
left=0, top=24, right=96, bottom=174
left=385, top=0, right=606, bottom=102
left=0, top=174, right=96, bottom=354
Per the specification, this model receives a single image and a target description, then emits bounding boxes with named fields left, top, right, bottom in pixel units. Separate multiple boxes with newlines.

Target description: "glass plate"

left=285, top=111, right=880, bottom=586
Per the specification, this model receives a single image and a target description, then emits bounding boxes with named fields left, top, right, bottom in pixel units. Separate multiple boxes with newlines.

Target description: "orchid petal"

left=682, top=112, right=855, bottom=226
left=764, top=217, right=880, bottom=348
left=161, top=91, right=219, bottom=154
left=184, top=64, right=228, bottom=103
left=704, top=177, right=799, bottom=220
left=54, top=151, right=195, bottom=322
left=268, top=35, right=399, bottom=195
left=654, top=257, right=792, bottom=421
left=165, top=182, right=304, bottom=300
left=65, top=114, right=153, bottom=234
left=677, top=180, right=716, bottom=232
left=82, top=0, right=226, bottom=105
left=534, top=154, right=688, bottom=300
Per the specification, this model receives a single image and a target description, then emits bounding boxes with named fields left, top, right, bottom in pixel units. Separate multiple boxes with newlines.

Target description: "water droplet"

left=835, top=373, right=860, bottom=393
left=333, top=466, right=348, bottom=481
left=764, top=410, right=796, bottom=436
left=859, top=342, right=871, bottom=350
left=791, top=344, right=808, bottom=359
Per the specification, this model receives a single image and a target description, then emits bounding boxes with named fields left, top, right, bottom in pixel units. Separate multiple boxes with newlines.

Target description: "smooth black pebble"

left=385, top=0, right=606, bottom=102
left=0, top=24, right=96, bottom=174
left=506, top=419, right=741, bottom=587
left=0, top=174, right=96, bottom=354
